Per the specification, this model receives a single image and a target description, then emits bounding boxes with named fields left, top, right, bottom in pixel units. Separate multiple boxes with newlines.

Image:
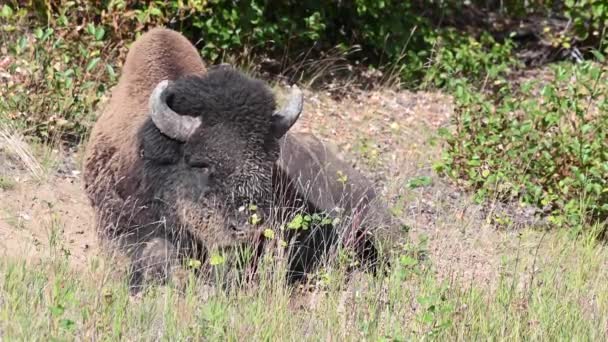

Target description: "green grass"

left=1, top=228, right=607, bottom=340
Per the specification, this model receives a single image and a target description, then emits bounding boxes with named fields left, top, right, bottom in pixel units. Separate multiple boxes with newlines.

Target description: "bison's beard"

left=172, top=197, right=268, bottom=287
left=173, top=197, right=261, bottom=249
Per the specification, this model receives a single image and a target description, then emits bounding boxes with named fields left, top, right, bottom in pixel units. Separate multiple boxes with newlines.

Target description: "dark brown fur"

left=274, top=133, right=403, bottom=280
left=84, top=28, right=401, bottom=292
left=83, top=28, right=268, bottom=291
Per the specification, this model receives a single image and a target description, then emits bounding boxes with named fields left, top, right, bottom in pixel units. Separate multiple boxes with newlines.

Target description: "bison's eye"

left=187, top=159, right=216, bottom=179
left=188, top=160, right=210, bottom=169
left=186, top=154, right=212, bottom=170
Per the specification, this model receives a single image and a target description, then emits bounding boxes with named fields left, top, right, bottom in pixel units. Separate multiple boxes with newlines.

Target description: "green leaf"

left=321, top=217, right=333, bottom=225
left=287, top=214, right=304, bottom=230
left=399, top=255, right=418, bottom=267
left=49, top=305, right=65, bottom=317
left=249, top=213, right=261, bottom=225
left=421, top=312, right=434, bottom=323
left=467, top=159, right=481, bottom=167
left=34, top=28, right=44, bottom=39
left=336, top=170, right=348, bottom=184
left=149, top=7, right=163, bottom=17
left=106, top=64, right=116, bottom=80
left=187, top=258, right=202, bottom=269
left=1, top=4, right=14, bottom=18
left=59, top=319, right=76, bottom=331
left=95, top=26, right=106, bottom=41
left=591, top=49, right=605, bottom=63
left=406, top=176, right=433, bottom=189
left=86, top=57, right=101, bottom=72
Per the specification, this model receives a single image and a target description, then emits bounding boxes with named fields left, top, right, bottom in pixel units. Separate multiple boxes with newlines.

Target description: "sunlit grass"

left=1, top=226, right=606, bottom=340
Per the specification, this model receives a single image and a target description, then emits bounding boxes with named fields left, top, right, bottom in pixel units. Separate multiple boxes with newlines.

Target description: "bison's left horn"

left=271, top=85, right=303, bottom=138
left=149, top=80, right=202, bottom=142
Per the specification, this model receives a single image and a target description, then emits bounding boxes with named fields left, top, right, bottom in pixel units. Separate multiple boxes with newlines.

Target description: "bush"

left=421, top=30, right=519, bottom=90
left=436, top=60, right=608, bottom=229
left=0, top=3, right=122, bottom=141
left=460, top=0, right=608, bottom=55
left=4, top=1, right=436, bottom=73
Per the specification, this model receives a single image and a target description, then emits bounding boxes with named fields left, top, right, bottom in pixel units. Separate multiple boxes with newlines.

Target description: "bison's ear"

left=271, top=85, right=303, bottom=139
left=149, top=80, right=202, bottom=142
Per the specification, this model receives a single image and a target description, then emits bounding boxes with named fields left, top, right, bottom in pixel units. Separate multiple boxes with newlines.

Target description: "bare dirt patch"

left=0, top=175, right=97, bottom=269
left=0, top=136, right=97, bottom=269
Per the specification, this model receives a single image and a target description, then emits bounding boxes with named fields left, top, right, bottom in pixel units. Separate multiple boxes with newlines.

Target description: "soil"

left=0, top=146, right=97, bottom=269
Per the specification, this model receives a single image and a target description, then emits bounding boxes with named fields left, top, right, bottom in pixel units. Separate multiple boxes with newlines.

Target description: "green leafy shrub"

left=422, top=30, right=519, bottom=90
left=0, top=4, right=122, bottom=141
left=459, top=0, right=608, bottom=55
left=436, top=60, right=608, bottom=229
left=5, top=1, right=436, bottom=72
left=564, top=0, right=608, bottom=49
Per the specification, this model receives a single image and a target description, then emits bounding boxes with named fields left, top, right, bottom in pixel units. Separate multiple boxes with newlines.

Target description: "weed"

left=354, top=137, right=382, bottom=169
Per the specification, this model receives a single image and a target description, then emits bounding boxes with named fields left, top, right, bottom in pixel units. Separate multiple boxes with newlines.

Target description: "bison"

left=83, top=28, right=401, bottom=292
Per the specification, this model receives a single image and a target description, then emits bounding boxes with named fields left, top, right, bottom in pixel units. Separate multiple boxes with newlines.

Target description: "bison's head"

left=139, top=67, right=302, bottom=247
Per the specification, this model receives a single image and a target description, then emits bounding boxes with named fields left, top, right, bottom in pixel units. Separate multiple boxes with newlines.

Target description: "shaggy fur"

left=275, top=133, right=402, bottom=280
left=84, top=28, right=400, bottom=292
left=83, top=28, right=283, bottom=291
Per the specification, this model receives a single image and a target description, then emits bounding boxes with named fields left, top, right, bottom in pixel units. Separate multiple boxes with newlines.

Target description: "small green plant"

left=1, top=4, right=121, bottom=142
left=286, top=212, right=334, bottom=231
left=415, top=291, right=454, bottom=337
left=406, top=176, right=433, bottom=189
left=354, top=137, right=382, bottom=168
left=563, top=0, right=608, bottom=52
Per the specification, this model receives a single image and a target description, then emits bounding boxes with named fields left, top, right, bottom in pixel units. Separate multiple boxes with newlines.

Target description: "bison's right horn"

left=149, top=80, right=202, bottom=142
left=271, top=85, right=304, bottom=138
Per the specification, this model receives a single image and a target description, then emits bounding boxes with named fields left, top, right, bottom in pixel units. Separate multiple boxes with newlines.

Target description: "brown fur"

left=275, top=133, right=403, bottom=279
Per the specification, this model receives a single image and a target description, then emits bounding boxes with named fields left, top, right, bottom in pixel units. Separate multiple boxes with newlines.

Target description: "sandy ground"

left=0, top=146, right=97, bottom=269
left=0, top=87, right=524, bottom=293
